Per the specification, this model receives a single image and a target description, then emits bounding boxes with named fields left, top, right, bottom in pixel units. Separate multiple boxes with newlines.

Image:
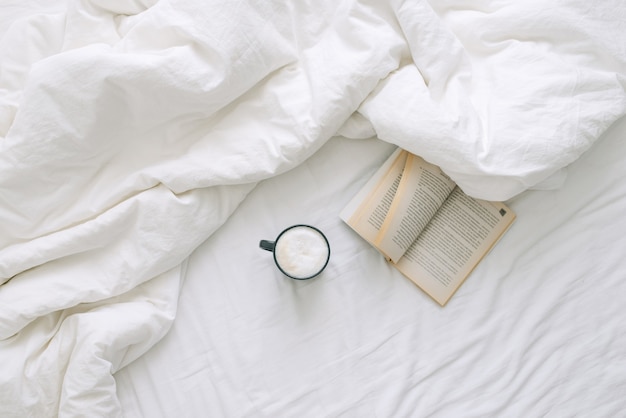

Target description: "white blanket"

left=0, top=0, right=624, bottom=416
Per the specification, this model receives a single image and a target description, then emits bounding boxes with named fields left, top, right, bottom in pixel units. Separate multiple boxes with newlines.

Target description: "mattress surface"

left=116, top=117, right=626, bottom=417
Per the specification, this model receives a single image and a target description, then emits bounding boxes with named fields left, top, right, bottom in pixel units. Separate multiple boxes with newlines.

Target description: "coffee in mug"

left=260, top=225, right=330, bottom=280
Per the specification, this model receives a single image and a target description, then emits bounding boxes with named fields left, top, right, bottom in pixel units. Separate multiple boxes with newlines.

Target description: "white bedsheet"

left=116, top=117, right=626, bottom=417
left=1, top=0, right=625, bottom=416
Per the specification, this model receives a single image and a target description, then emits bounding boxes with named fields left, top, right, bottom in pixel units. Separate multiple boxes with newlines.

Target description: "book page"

left=375, top=154, right=456, bottom=263
left=340, top=149, right=407, bottom=246
left=394, top=186, right=515, bottom=306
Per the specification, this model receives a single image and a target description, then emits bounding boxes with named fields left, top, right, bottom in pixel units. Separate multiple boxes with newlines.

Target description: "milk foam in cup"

left=260, top=225, right=330, bottom=280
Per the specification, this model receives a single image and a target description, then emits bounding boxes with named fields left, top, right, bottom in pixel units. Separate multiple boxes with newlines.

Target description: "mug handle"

left=259, top=240, right=275, bottom=252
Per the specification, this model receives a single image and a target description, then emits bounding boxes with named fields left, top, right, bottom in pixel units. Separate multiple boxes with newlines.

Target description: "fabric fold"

left=1, top=0, right=624, bottom=414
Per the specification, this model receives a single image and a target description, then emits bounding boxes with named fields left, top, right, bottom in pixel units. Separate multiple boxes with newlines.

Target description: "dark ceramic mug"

left=260, top=224, right=330, bottom=280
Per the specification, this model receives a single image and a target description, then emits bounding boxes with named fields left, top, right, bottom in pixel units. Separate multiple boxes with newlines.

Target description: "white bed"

left=1, top=1, right=625, bottom=417
left=116, top=117, right=626, bottom=418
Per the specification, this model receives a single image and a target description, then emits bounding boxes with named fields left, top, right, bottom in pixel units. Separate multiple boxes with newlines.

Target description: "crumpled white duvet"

left=0, top=0, right=624, bottom=416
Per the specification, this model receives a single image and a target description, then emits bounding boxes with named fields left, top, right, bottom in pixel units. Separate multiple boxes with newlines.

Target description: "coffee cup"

left=259, top=224, right=330, bottom=280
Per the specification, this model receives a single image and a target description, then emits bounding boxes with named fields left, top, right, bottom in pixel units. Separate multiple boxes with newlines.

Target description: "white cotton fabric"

left=0, top=0, right=625, bottom=416
left=358, top=0, right=626, bottom=198
left=116, top=118, right=626, bottom=418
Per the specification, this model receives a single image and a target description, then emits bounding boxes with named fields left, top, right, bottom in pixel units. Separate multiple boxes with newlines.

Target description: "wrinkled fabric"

left=0, top=0, right=624, bottom=415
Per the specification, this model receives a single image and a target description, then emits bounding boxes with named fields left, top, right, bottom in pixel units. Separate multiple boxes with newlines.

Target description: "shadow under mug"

left=260, top=224, right=330, bottom=280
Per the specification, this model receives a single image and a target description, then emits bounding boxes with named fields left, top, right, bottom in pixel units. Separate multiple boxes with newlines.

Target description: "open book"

left=340, top=148, right=516, bottom=306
